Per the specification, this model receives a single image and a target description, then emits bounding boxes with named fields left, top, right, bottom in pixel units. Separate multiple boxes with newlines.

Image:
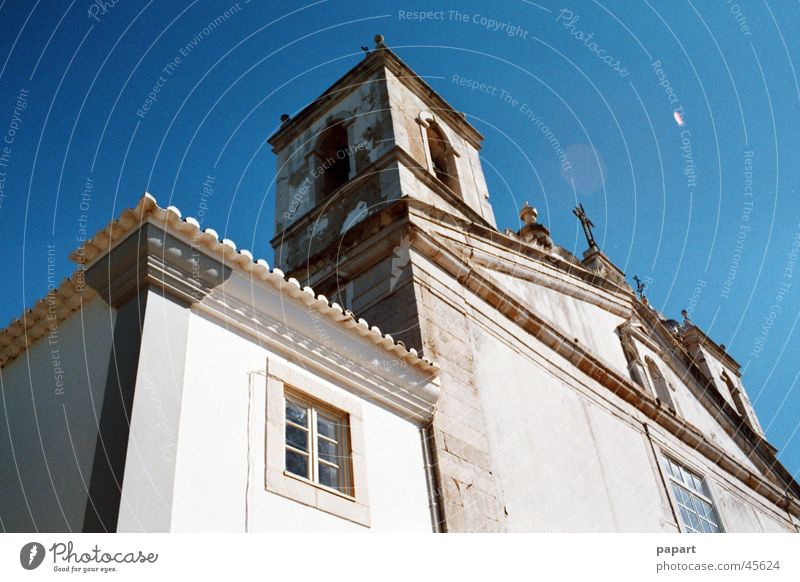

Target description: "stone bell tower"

left=268, top=36, right=508, bottom=531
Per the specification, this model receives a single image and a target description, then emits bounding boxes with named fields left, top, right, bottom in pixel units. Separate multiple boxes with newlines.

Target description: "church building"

left=1, top=37, right=798, bottom=533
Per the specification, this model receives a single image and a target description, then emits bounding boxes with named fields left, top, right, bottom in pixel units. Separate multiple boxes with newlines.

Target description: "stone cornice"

left=682, top=324, right=742, bottom=374
left=283, top=191, right=637, bottom=314
left=194, top=273, right=440, bottom=422
left=403, top=199, right=635, bottom=299
left=1, top=194, right=438, bottom=378
left=268, top=46, right=483, bottom=152
left=270, top=145, right=494, bottom=253
left=409, top=227, right=800, bottom=516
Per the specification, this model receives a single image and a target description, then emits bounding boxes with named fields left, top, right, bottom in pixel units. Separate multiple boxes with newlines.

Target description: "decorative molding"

left=193, top=273, right=441, bottom=423
left=268, top=46, right=483, bottom=152
left=1, top=194, right=439, bottom=380
left=408, top=227, right=800, bottom=517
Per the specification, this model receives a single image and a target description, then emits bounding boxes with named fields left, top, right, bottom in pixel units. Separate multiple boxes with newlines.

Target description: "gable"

left=488, top=268, right=630, bottom=376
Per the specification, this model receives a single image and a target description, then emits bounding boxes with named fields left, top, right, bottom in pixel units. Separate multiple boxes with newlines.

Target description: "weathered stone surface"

left=266, top=43, right=800, bottom=533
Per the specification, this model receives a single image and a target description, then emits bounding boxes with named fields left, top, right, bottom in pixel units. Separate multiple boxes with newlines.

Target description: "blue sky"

left=1, top=1, right=799, bottom=478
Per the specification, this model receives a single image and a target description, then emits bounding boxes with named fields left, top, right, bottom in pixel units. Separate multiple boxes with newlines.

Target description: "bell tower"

left=268, top=36, right=508, bottom=532
left=268, top=35, right=496, bottom=338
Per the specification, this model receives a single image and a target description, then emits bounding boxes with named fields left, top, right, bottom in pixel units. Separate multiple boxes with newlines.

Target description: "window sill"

left=264, top=359, right=371, bottom=528
left=283, top=471, right=357, bottom=503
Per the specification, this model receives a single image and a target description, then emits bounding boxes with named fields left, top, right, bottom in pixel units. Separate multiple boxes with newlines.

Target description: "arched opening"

left=645, top=357, right=676, bottom=412
left=721, top=372, right=749, bottom=422
left=425, top=121, right=460, bottom=195
left=317, top=123, right=351, bottom=197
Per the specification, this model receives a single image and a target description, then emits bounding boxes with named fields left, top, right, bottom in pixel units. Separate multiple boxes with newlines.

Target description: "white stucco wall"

left=168, top=310, right=433, bottom=532
left=468, top=322, right=670, bottom=532
left=0, top=298, right=115, bottom=532
left=116, top=290, right=190, bottom=533
left=468, top=311, right=796, bottom=532
left=493, top=270, right=630, bottom=375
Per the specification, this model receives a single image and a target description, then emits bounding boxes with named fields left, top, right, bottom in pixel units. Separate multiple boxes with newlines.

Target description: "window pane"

left=317, top=414, right=339, bottom=440
left=319, top=462, right=340, bottom=490
left=673, top=483, right=689, bottom=506
left=286, top=449, right=308, bottom=478
left=690, top=494, right=707, bottom=520
left=663, top=458, right=675, bottom=478
left=286, top=400, right=308, bottom=427
left=678, top=506, right=692, bottom=531
left=686, top=506, right=701, bottom=531
left=286, top=424, right=308, bottom=452
left=318, top=438, right=339, bottom=464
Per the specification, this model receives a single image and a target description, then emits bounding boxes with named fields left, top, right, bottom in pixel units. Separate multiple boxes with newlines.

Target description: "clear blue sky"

left=1, top=1, right=799, bottom=479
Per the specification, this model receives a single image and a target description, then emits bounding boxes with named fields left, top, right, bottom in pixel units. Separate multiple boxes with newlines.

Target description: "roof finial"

left=374, top=34, right=385, bottom=49
left=519, top=201, right=538, bottom=226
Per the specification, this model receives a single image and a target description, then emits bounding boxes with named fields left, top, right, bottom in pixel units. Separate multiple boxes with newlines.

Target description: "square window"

left=264, top=361, right=370, bottom=527
left=284, top=392, right=353, bottom=496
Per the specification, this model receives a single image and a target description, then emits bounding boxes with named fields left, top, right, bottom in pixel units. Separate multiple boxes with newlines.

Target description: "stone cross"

left=572, top=203, right=598, bottom=250
left=633, top=275, right=646, bottom=298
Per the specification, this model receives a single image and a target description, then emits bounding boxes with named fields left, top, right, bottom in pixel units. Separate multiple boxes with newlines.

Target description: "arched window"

left=425, top=121, right=460, bottom=195
left=721, top=372, right=749, bottom=421
left=645, top=357, right=676, bottom=412
left=317, top=122, right=351, bottom=197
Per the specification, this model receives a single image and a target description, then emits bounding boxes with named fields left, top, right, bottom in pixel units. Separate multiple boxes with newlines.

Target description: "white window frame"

left=265, top=359, right=370, bottom=527
left=661, top=454, right=724, bottom=533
